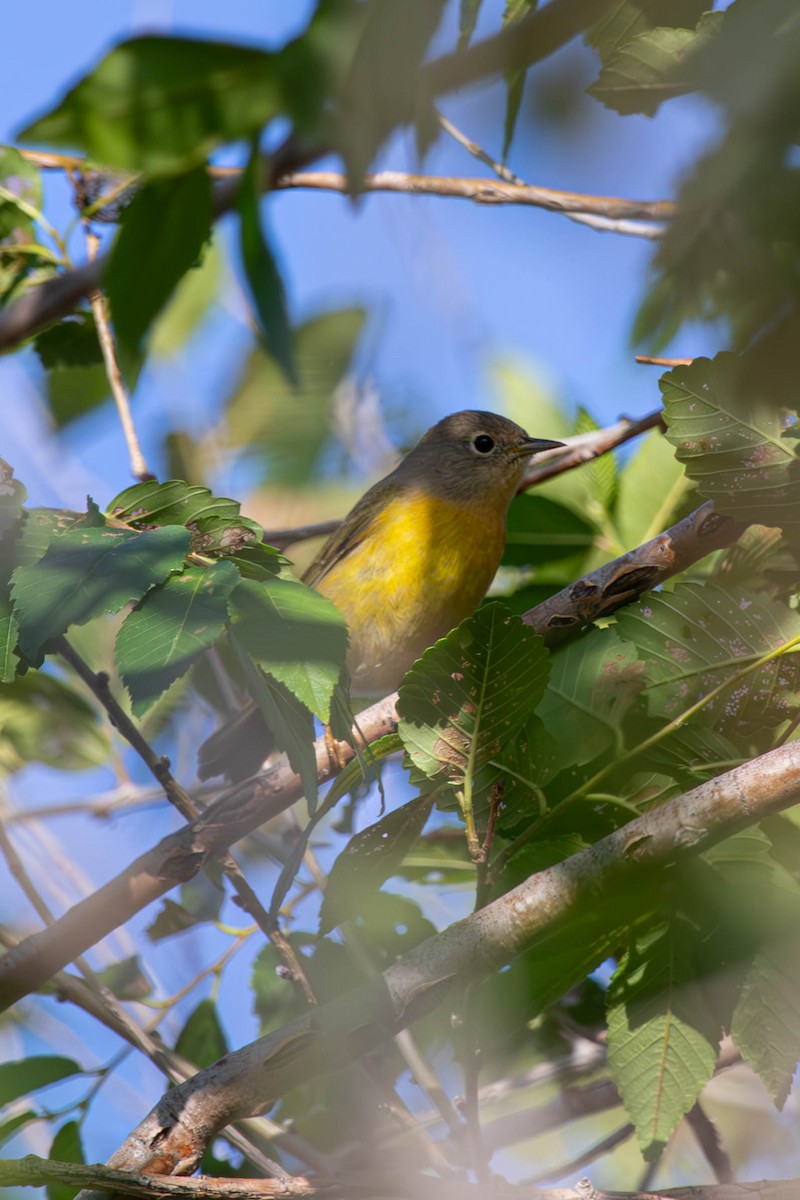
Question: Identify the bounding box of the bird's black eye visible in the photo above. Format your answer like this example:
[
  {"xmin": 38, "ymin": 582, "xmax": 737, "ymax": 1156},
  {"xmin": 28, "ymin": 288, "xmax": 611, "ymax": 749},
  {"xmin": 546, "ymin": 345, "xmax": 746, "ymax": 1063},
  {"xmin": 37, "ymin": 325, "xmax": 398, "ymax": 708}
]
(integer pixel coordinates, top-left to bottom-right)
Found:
[{"xmin": 473, "ymin": 434, "xmax": 495, "ymax": 454}]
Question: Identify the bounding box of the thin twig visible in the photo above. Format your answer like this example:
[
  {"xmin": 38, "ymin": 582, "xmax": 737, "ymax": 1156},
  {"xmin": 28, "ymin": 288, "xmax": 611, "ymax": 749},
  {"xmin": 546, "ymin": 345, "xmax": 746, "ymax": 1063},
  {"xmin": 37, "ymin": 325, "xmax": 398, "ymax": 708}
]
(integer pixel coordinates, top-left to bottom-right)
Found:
[
  {"xmin": 527, "ymin": 1122, "xmax": 635, "ymax": 1184},
  {"xmin": 83, "ymin": 228, "xmax": 153, "ymax": 482}
]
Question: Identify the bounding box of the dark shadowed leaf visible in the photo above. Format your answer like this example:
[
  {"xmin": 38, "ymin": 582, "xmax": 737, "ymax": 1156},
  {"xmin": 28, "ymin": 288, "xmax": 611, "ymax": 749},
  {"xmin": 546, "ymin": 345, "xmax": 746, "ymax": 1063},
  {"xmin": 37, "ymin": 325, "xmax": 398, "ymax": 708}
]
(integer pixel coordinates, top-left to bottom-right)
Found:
[
  {"xmin": 95, "ymin": 956, "xmax": 152, "ymax": 1002},
  {"xmin": 504, "ymin": 494, "xmax": 596, "ymax": 568},
  {"xmin": 34, "ymin": 314, "xmax": 102, "ymax": 370},
  {"xmin": 175, "ymin": 999, "xmax": 229, "ymax": 1068}
]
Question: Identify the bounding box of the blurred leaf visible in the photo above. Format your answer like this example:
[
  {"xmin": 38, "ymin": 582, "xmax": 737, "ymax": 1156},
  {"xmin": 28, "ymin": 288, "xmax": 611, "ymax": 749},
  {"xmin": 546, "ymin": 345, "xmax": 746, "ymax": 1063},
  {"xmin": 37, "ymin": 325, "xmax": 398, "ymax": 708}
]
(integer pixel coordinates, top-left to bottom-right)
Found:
[
  {"xmin": 175, "ymin": 998, "xmax": 228, "ymax": 1068},
  {"xmin": 616, "ymin": 581, "xmax": 800, "ymax": 747},
  {"xmin": 0, "ymin": 459, "xmax": 27, "ymax": 542},
  {"xmin": 147, "ymin": 875, "xmax": 223, "ymax": 941},
  {"xmin": 0, "ymin": 147, "xmax": 41, "ymax": 239},
  {"xmin": 503, "ymin": 494, "xmax": 596, "ymax": 568},
  {"xmin": 573, "ymin": 406, "xmax": 618, "ymax": 512},
  {"xmin": 47, "ymin": 1121, "xmax": 85, "ymax": 1200},
  {"xmin": 335, "ymin": 0, "xmax": 445, "ymax": 186},
  {"xmin": 19, "ymin": 37, "xmax": 292, "ymax": 174},
  {"xmin": 501, "ymin": 1, "xmax": 538, "ymax": 162},
  {"xmin": 230, "ymin": 577, "xmax": 347, "ymax": 722},
  {"xmin": 106, "ymin": 168, "xmax": 212, "ymax": 356},
  {"xmin": 46, "ymin": 364, "xmax": 111, "ymax": 428},
  {"xmin": 95, "ymin": 956, "xmax": 152, "ymax": 1002},
  {"xmin": 0, "ymin": 673, "xmax": 108, "ymax": 774},
  {"xmin": 398, "ymin": 604, "xmax": 550, "ymax": 820},
  {"xmin": 11, "ymin": 523, "xmax": 190, "ymax": 660},
  {"xmin": 224, "ymin": 307, "xmax": 366, "ymax": 485},
  {"xmin": 458, "ymin": 0, "xmax": 484, "ymax": 48},
  {"xmin": 239, "ymin": 142, "xmax": 295, "ymax": 385},
  {"xmin": 319, "ymin": 794, "xmax": 434, "ymax": 933},
  {"xmin": 660, "ymin": 354, "xmax": 800, "ymax": 533},
  {"xmin": 587, "ymin": 0, "xmax": 709, "ymax": 63},
  {"xmin": 116, "ymin": 561, "xmax": 239, "ymax": 715},
  {"xmin": 34, "ymin": 314, "xmax": 102, "ymax": 370},
  {"xmin": 345, "ymin": 890, "xmax": 437, "ymax": 967},
  {"xmin": 252, "ymin": 933, "xmax": 315, "ymax": 1033},
  {"xmin": 0, "ymin": 1110, "xmax": 37, "ymax": 1149},
  {"xmin": 0, "ymin": 1057, "xmax": 81, "ymax": 1107},
  {"xmin": 607, "ymin": 920, "xmax": 720, "ymax": 1160},
  {"xmin": 615, "ymin": 427, "xmax": 688, "ymax": 549},
  {"xmin": 589, "ymin": 13, "xmax": 723, "ymax": 116},
  {"xmin": 151, "ymin": 238, "xmax": 221, "ymax": 357},
  {"xmin": 537, "ymin": 626, "xmax": 643, "ymax": 765}
]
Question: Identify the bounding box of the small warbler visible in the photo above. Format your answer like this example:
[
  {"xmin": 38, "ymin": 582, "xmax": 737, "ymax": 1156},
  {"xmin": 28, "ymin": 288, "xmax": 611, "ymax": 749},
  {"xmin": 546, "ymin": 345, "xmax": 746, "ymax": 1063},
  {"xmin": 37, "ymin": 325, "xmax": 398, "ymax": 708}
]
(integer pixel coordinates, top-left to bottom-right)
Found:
[{"xmin": 199, "ymin": 410, "xmax": 563, "ymax": 779}]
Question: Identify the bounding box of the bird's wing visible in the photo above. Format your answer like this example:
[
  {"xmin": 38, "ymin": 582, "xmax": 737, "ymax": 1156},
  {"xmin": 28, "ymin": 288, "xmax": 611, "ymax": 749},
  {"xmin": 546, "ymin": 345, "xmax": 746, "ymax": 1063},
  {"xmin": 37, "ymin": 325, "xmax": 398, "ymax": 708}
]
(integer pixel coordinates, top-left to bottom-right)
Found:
[{"xmin": 301, "ymin": 481, "xmax": 401, "ymax": 590}]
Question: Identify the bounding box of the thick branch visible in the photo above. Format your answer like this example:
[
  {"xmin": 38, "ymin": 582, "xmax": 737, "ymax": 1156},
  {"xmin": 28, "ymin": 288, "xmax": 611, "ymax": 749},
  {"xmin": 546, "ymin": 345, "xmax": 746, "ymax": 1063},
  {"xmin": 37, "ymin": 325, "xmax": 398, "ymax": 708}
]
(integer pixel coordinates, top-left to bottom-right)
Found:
[
  {"xmin": 72, "ymin": 744, "xmax": 800, "ymax": 1178},
  {"xmin": 0, "ymin": 502, "xmax": 745, "ymax": 1010}
]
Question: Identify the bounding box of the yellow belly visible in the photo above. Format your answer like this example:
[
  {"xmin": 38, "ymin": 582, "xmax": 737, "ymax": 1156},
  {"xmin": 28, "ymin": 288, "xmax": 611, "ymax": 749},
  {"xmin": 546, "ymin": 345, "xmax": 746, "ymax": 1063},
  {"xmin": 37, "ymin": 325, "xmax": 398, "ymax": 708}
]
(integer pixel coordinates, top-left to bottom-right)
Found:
[{"xmin": 316, "ymin": 490, "xmax": 506, "ymax": 691}]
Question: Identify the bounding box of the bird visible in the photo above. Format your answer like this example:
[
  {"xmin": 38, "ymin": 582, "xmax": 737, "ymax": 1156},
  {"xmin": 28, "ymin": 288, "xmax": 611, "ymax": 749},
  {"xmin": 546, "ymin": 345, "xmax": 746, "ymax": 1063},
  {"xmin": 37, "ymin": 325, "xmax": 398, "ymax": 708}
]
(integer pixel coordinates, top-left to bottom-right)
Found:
[{"xmin": 198, "ymin": 410, "xmax": 564, "ymax": 780}]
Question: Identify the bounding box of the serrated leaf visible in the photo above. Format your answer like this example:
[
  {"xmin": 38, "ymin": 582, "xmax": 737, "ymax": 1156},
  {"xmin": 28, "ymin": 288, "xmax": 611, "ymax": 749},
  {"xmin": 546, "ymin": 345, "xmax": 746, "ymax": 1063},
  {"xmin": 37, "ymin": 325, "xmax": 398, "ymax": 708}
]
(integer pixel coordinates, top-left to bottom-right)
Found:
[
  {"xmin": 588, "ymin": 14, "xmax": 723, "ymax": 117},
  {"xmin": 616, "ymin": 581, "xmax": 800, "ymax": 746},
  {"xmin": 660, "ymin": 353, "xmax": 800, "ymax": 533},
  {"xmin": 615, "ymin": 427, "xmax": 687, "ymax": 550},
  {"xmin": 18, "ymin": 37, "xmax": 289, "ymax": 174},
  {"xmin": 239, "ymin": 142, "xmax": 295, "ymax": 386},
  {"xmin": 230, "ymin": 577, "xmax": 347, "ymax": 722},
  {"xmin": 11, "ymin": 524, "xmax": 190, "ymax": 659},
  {"xmin": 0, "ymin": 1057, "xmax": 81, "ymax": 1107},
  {"xmin": 175, "ymin": 998, "xmax": 228, "ymax": 1068},
  {"xmin": 108, "ymin": 479, "xmax": 259, "ymax": 532},
  {"xmin": 731, "ymin": 939, "xmax": 800, "ymax": 1109},
  {"xmin": 397, "ymin": 603, "xmax": 550, "ymax": 802},
  {"xmin": 319, "ymin": 794, "xmax": 434, "ymax": 934},
  {"xmin": 116, "ymin": 561, "xmax": 239, "ymax": 715},
  {"xmin": 537, "ymin": 627, "xmax": 644, "ymax": 766},
  {"xmin": 47, "ymin": 1121, "xmax": 85, "ymax": 1200},
  {"xmin": 607, "ymin": 921, "xmax": 720, "ymax": 1159},
  {"xmin": 106, "ymin": 167, "xmax": 212, "ymax": 356},
  {"xmin": 224, "ymin": 307, "xmax": 366, "ymax": 486},
  {"xmin": 586, "ymin": 1, "xmax": 709, "ymax": 63}
]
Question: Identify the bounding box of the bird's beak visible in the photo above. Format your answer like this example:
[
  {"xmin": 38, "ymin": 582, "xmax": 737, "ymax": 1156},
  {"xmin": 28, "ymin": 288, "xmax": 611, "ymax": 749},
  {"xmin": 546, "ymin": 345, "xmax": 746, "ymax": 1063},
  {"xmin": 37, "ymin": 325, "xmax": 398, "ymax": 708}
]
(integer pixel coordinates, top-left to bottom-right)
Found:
[{"xmin": 514, "ymin": 437, "xmax": 566, "ymax": 457}]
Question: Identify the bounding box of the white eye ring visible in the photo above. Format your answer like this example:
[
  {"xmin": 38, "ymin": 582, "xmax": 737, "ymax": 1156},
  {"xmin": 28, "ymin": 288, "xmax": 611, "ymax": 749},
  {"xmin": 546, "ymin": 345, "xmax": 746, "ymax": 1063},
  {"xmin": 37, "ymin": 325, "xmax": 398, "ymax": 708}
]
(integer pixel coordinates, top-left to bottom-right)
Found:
[{"xmin": 472, "ymin": 434, "xmax": 496, "ymax": 454}]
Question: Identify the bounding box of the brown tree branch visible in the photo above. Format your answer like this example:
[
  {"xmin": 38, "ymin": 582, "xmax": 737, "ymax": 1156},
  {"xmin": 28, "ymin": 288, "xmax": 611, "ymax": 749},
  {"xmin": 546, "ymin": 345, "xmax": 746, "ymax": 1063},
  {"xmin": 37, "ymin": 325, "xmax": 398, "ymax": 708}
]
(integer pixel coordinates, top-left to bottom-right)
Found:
[
  {"xmin": 0, "ymin": 501, "xmax": 745, "ymax": 1010},
  {"xmin": 56, "ymin": 742, "xmax": 800, "ymax": 1179},
  {"xmin": 4, "ymin": 1155, "xmax": 800, "ymax": 1200}
]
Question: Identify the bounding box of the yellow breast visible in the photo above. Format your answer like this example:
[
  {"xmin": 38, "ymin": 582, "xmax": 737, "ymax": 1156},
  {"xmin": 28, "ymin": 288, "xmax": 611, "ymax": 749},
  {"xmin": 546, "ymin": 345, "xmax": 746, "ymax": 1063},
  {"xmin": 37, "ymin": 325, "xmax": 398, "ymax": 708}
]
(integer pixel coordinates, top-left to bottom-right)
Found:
[{"xmin": 315, "ymin": 489, "xmax": 507, "ymax": 692}]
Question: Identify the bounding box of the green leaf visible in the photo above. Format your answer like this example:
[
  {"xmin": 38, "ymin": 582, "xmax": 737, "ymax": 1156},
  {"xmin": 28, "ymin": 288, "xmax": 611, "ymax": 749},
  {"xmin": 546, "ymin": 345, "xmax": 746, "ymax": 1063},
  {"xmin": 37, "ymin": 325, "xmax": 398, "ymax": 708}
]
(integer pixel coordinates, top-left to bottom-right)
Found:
[
  {"xmin": 224, "ymin": 307, "xmax": 366, "ymax": 485},
  {"xmin": 0, "ymin": 1057, "xmax": 81, "ymax": 1107},
  {"xmin": 503, "ymin": 494, "xmax": 596, "ymax": 568},
  {"xmin": 588, "ymin": 14, "xmax": 723, "ymax": 117},
  {"xmin": 0, "ymin": 672, "xmax": 108, "ymax": 774},
  {"xmin": 238, "ymin": 143, "xmax": 295, "ymax": 385},
  {"xmin": 319, "ymin": 794, "xmax": 434, "ymax": 934},
  {"xmin": 537, "ymin": 627, "xmax": 643, "ymax": 766},
  {"xmin": 229, "ymin": 627, "xmax": 318, "ymax": 808},
  {"xmin": 397, "ymin": 604, "xmax": 550, "ymax": 805},
  {"xmin": 615, "ymin": 428, "xmax": 688, "ymax": 550},
  {"xmin": 607, "ymin": 921, "xmax": 720, "ymax": 1160},
  {"xmin": 34, "ymin": 314, "xmax": 103, "ymax": 370},
  {"xmin": 500, "ymin": 1, "xmax": 538, "ymax": 162},
  {"xmin": 587, "ymin": 1, "xmax": 709, "ymax": 64},
  {"xmin": 0, "ymin": 604, "xmax": 18, "ymax": 683},
  {"xmin": 731, "ymin": 938, "xmax": 800, "ymax": 1109},
  {"xmin": 615, "ymin": 581, "xmax": 800, "ymax": 747},
  {"xmin": 106, "ymin": 168, "xmax": 212, "ymax": 356},
  {"xmin": 108, "ymin": 479, "xmax": 259, "ymax": 533},
  {"xmin": 175, "ymin": 998, "xmax": 228, "ymax": 1068},
  {"xmin": 47, "ymin": 1121, "xmax": 85, "ymax": 1200},
  {"xmin": 0, "ymin": 1110, "xmax": 37, "ymax": 1149},
  {"xmin": 147, "ymin": 874, "xmax": 223, "ymax": 941},
  {"xmin": 95, "ymin": 956, "xmax": 152, "ymax": 1001},
  {"xmin": 0, "ymin": 458, "xmax": 27, "ymax": 543},
  {"xmin": 150, "ymin": 238, "xmax": 221, "ymax": 357},
  {"xmin": 230, "ymin": 577, "xmax": 347, "ymax": 722},
  {"xmin": 18, "ymin": 37, "xmax": 288, "ymax": 174},
  {"xmin": 335, "ymin": 0, "xmax": 445, "ymax": 186},
  {"xmin": 11, "ymin": 524, "xmax": 190, "ymax": 660},
  {"xmin": 116, "ymin": 561, "xmax": 239, "ymax": 715},
  {"xmin": 0, "ymin": 147, "xmax": 41, "ymax": 240},
  {"xmin": 46, "ymin": 364, "xmax": 111, "ymax": 428},
  {"xmin": 458, "ymin": 0, "xmax": 484, "ymax": 48},
  {"xmin": 660, "ymin": 353, "xmax": 800, "ymax": 534}
]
